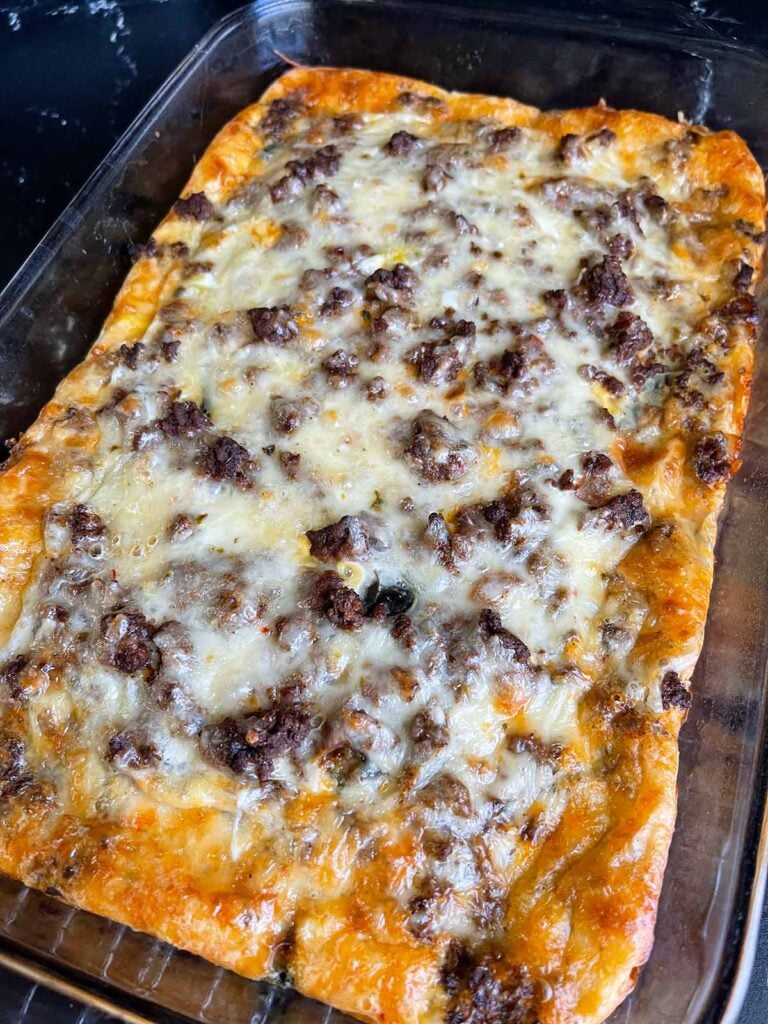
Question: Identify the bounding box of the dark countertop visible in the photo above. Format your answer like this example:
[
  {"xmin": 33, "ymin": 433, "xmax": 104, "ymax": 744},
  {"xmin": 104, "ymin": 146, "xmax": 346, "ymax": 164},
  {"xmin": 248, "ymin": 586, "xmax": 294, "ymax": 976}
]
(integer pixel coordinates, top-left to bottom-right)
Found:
[{"xmin": 0, "ymin": 1, "xmax": 767, "ymax": 1022}]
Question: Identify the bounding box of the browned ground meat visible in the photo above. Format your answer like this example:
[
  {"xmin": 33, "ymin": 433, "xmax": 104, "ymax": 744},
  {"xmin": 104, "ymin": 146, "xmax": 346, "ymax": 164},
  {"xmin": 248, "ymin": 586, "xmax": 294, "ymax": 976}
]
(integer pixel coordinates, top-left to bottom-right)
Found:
[
  {"xmin": 583, "ymin": 489, "xmax": 649, "ymax": 532},
  {"xmin": 385, "ymin": 131, "xmax": 422, "ymax": 156},
  {"xmin": 322, "ymin": 348, "xmax": 359, "ymax": 386},
  {"xmin": 247, "ymin": 305, "xmax": 299, "ymax": 345},
  {"xmin": 200, "ymin": 436, "xmax": 254, "ymax": 487},
  {"xmin": 487, "ymin": 126, "xmax": 521, "ymax": 151},
  {"xmin": 106, "ymin": 730, "xmax": 160, "ymax": 769},
  {"xmin": 365, "ymin": 263, "xmax": 418, "ymax": 304},
  {"xmin": 203, "ymin": 704, "xmax": 312, "ymax": 781},
  {"xmin": 68, "ymin": 504, "xmax": 105, "ymax": 548},
  {"xmin": 157, "ymin": 399, "xmax": 211, "ymax": 437},
  {"xmin": 478, "ymin": 609, "xmax": 530, "ymax": 663},
  {"xmin": 99, "ymin": 609, "xmax": 156, "ymax": 674},
  {"xmin": 441, "ymin": 942, "xmax": 540, "ymax": 1024},
  {"xmin": 119, "ymin": 342, "xmax": 144, "ymax": 369},
  {"xmin": 269, "ymin": 395, "xmax": 318, "ymax": 435},
  {"xmin": 410, "ymin": 710, "xmax": 449, "ymax": 758},
  {"xmin": 580, "ymin": 255, "xmax": 634, "ymax": 307},
  {"xmin": 306, "ymin": 515, "xmax": 373, "ymax": 562},
  {"xmin": 404, "ymin": 410, "xmax": 474, "ymax": 482},
  {"xmin": 261, "ymin": 96, "xmax": 301, "ymax": 137},
  {"xmin": 320, "ymin": 287, "xmax": 354, "ymax": 317},
  {"xmin": 692, "ymin": 432, "xmax": 731, "ymax": 484},
  {"xmin": 578, "ymin": 363, "xmax": 626, "ymax": 396},
  {"xmin": 660, "ymin": 670, "xmax": 691, "ymax": 710},
  {"xmin": 605, "ymin": 311, "xmax": 653, "ymax": 364},
  {"xmin": 173, "ymin": 192, "xmax": 214, "ymax": 221},
  {"xmin": 307, "ymin": 571, "xmax": 366, "ymax": 631}
]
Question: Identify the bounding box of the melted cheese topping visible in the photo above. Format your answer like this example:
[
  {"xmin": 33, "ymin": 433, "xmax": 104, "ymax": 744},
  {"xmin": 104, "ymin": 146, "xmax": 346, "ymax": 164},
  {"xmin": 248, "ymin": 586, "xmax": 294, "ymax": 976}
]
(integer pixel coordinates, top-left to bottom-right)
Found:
[{"xmin": 1, "ymin": 82, "xmax": 755, "ymax": 974}]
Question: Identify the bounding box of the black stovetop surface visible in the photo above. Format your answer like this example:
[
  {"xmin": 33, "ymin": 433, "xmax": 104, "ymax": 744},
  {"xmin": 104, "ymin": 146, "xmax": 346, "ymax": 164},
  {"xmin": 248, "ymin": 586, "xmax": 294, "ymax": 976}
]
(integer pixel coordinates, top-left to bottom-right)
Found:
[{"xmin": 1, "ymin": 1, "xmax": 767, "ymax": 1022}]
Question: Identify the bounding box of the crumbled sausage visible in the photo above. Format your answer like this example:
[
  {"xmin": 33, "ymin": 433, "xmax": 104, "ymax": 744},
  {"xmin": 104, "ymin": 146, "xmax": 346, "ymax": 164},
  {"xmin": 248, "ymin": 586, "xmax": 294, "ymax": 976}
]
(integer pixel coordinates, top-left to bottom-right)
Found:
[
  {"xmin": 692, "ymin": 432, "xmax": 731, "ymax": 484},
  {"xmin": 269, "ymin": 173, "xmax": 305, "ymax": 203},
  {"xmin": 508, "ymin": 732, "xmax": 562, "ymax": 767},
  {"xmin": 247, "ymin": 305, "xmax": 299, "ymax": 345},
  {"xmin": 322, "ymin": 348, "xmax": 358, "ymax": 388},
  {"xmin": 409, "ymin": 340, "xmax": 462, "ymax": 385},
  {"xmin": 173, "ymin": 191, "xmax": 214, "ymax": 221},
  {"xmin": 423, "ymin": 163, "xmax": 449, "ymax": 193},
  {"xmin": 660, "ymin": 670, "xmax": 691, "ymax": 710},
  {"xmin": 447, "ymin": 211, "xmax": 478, "ymax": 236},
  {"xmin": 589, "ymin": 127, "xmax": 617, "ymax": 146},
  {"xmin": 578, "ymin": 363, "xmax": 626, "ymax": 396},
  {"xmin": 311, "ymin": 183, "xmax": 341, "ymax": 213},
  {"xmin": 599, "ymin": 621, "xmax": 632, "ymax": 654},
  {"xmin": 271, "ymin": 145, "xmax": 341, "ymax": 203},
  {"xmin": 320, "ymin": 287, "xmax": 354, "ymax": 317},
  {"xmin": 441, "ymin": 943, "xmax": 540, "ymax": 1024},
  {"xmin": 555, "ymin": 469, "xmax": 575, "ymax": 490},
  {"xmin": 269, "ymin": 394, "xmax": 318, "ymax": 435},
  {"xmin": 607, "ymin": 233, "xmax": 635, "ymax": 260},
  {"xmin": 385, "ymin": 131, "xmax": 421, "ymax": 156},
  {"xmin": 306, "ymin": 515, "xmax": 373, "ymax": 562},
  {"xmin": 415, "ymin": 774, "xmax": 473, "ymax": 818},
  {"xmin": 391, "ymin": 614, "xmax": 417, "ymax": 650},
  {"xmin": 641, "ymin": 190, "xmax": 670, "ymax": 223},
  {"xmin": 712, "ymin": 293, "xmax": 759, "ymax": 326},
  {"xmin": 575, "ymin": 450, "xmax": 614, "ymax": 505},
  {"xmin": 409, "ymin": 319, "xmax": 475, "ymax": 385},
  {"xmin": 203, "ymin": 704, "xmax": 312, "ymax": 781},
  {"xmin": 371, "ymin": 304, "xmax": 419, "ymax": 338},
  {"xmin": 424, "ymin": 511, "xmax": 458, "ymax": 573},
  {"xmin": 200, "ymin": 436, "xmax": 254, "ymax": 488},
  {"xmin": 288, "ymin": 144, "xmax": 341, "ymax": 182},
  {"xmin": 410, "ymin": 710, "xmax": 449, "ymax": 758},
  {"xmin": 556, "ymin": 133, "xmax": 585, "ymax": 164},
  {"xmin": 543, "ymin": 288, "xmax": 568, "ymax": 312},
  {"xmin": 332, "ymin": 113, "xmax": 362, "ymax": 135},
  {"xmin": 583, "ymin": 489, "xmax": 649, "ymax": 532},
  {"xmin": 473, "ymin": 334, "xmax": 553, "ymax": 395},
  {"xmin": 580, "ymin": 255, "xmax": 634, "ymax": 307},
  {"xmin": 307, "ymin": 571, "xmax": 365, "ymax": 631},
  {"xmin": 1, "ymin": 656, "xmax": 29, "ymax": 702},
  {"xmin": 157, "ymin": 399, "xmax": 211, "ymax": 437},
  {"xmin": 459, "ymin": 486, "xmax": 550, "ymax": 548},
  {"xmin": 261, "ymin": 96, "xmax": 301, "ymax": 137},
  {"xmin": 161, "ymin": 337, "xmax": 181, "ymax": 362},
  {"xmin": 605, "ymin": 311, "xmax": 653, "ymax": 364},
  {"xmin": 276, "ymin": 221, "xmax": 309, "ymax": 250},
  {"xmin": 365, "ymin": 263, "xmax": 418, "ymax": 304},
  {"xmin": 100, "ymin": 609, "xmax": 156, "ymax": 674},
  {"xmin": 488, "ymin": 126, "xmax": 521, "ymax": 151},
  {"xmin": 69, "ymin": 504, "xmax": 105, "ymax": 548},
  {"xmin": 166, "ymin": 513, "xmax": 197, "ymax": 543},
  {"xmin": 407, "ymin": 876, "xmax": 444, "ymax": 940},
  {"xmin": 397, "ymin": 91, "xmax": 446, "ymax": 111},
  {"xmin": 106, "ymin": 730, "xmax": 160, "ymax": 770},
  {"xmin": 404, "ymin": 410, "xmax": 474, "ymax": 482},
  {"xmin": 478, "ymin": 608, "xmax": 530, "ymax": 664},
  {"xmin": 278, "ymin": 451, "xmax": 300, "ymax": 479},
  {"xmin": 365, "ymin": 376, "xmax": 389, "ymax": 401},
  {"xmin": 119, "ymin": 342, "xmax": 144, "ymax": 369}
]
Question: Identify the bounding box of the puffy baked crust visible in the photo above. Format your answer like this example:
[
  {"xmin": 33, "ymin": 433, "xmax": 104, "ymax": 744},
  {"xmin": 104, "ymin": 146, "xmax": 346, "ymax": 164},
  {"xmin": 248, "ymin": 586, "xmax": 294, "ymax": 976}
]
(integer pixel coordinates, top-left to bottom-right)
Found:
[{"xmin": 0, "ymin": 66, "xmax": 764, "ymax": 1024}]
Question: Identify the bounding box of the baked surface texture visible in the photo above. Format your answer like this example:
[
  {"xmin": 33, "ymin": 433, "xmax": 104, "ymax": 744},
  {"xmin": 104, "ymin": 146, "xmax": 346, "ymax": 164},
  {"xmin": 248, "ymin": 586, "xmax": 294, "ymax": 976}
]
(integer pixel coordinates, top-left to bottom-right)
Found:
[{"xmin": 0, "ymin": 67, "xmax": 764, "ymax": 1024}]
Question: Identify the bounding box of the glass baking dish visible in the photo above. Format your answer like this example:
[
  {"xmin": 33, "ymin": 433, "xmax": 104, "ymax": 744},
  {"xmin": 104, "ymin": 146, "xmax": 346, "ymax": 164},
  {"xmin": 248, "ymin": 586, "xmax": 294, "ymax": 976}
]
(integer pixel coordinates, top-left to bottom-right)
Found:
[{"xmin": 1, "ymin": 1, "xmax": 767, "ymax": 1022}]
